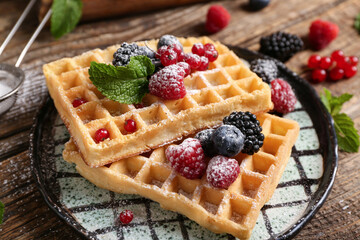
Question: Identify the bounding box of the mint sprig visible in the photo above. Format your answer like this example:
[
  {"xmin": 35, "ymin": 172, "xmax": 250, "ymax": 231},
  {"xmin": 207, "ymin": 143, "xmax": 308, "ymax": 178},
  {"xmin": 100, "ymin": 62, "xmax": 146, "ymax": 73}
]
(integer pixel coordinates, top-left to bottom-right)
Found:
[
  {"xmin": 51, "ymin": 0, "xmax": 83, "ymax": 39},
  {"xmin": 89, "ymin": 56, "xmax": 155, "ymax": 104},
  {"xmin": 321, "ymin": 88, "xmax": 360, "ymax": 152},
  {"xmin": 0, "ymin": 201, "xmax": 4, "ymax": 224},
  {"xmin": 355, "ymin": 13, "xmax": 360, "ymax": 34}
]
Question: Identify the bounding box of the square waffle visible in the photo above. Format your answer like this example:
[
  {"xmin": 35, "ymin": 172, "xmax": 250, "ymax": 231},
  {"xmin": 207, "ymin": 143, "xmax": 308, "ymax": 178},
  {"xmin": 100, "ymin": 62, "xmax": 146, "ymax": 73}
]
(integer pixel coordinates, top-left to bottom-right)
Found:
[
  {"xmin": 44, "ymin": 37, "xmax": 273, "ymax": 167},
  {"xmin": 63, "ymin": 113, "xmax": 299, "ymax": 239}
]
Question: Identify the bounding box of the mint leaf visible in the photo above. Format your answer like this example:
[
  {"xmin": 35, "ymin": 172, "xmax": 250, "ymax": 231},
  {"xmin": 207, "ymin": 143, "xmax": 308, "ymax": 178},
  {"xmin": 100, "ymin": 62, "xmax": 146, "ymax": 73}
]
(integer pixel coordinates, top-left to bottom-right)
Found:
[
  {"xmin": 355, "ymin": 13, "xmax": 360, "ymax": 34},
  {"xmin": 0, "ymin": 201, "xmax": 4, "ymax": 224},
  {"xmin": 333, "ymin": 114, "xmax": 360, "ymax": 152},
  {"xmin": 89, "ymin": 56, "xmax": 154, "ymax": 104},
  {"xmin": 51, "ymin": 0, "xmax": 83, "ymax": 39},
  {"xmin": 320, "ymin": 88, "xmax": 360, "ymax": 152}
]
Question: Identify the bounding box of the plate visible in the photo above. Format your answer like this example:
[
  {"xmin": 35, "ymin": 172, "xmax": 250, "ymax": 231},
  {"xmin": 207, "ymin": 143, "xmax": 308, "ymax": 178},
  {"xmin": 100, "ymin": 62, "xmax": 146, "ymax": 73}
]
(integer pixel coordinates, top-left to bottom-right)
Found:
[{"xmin": 30, "ymin": 47, "xmax": 338, "ymax": 240}]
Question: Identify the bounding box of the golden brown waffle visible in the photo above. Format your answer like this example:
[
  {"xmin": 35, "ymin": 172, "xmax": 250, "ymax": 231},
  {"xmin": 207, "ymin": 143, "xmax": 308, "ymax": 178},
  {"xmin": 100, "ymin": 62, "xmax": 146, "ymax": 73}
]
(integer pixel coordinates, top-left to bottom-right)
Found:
[
  {"xmin": 44, "ymin": 37, "xmax": 273, "ymax": 167},
  {"xmin": 63, "ymin": 113, "xmax": 299, "ymax": 239}
]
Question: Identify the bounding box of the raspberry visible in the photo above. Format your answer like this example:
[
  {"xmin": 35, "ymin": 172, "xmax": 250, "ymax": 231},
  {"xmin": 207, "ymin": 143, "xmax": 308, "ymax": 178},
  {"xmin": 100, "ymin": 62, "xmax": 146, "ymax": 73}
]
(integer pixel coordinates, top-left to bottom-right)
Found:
[
  {"xmin": 271, "ymin": 79, "xmax": 297, "ymax": 114},
  {"xmin": 124, "ymin": 119, "xmax": 137, "ymax": 133},
  {"xmin": 149, "ymin": 65, "xmax": 186, "ymax": 100},
  {"xmin": 311, "ymin": 69, "xmax": 327, "ymax": 83},
  {"xmin": 160, "ymin": 49, "xmax": 178, "ymax": 66},
  {"xmin": 72, "ymin": 98, "xmax": 87, "ymax": 108},
  {"xmin": 307, "ymin": 55, "xmax": 321, "ymax": 69},
  {"xmin": 344, "ymin": 65, "xmax": 357, "ymax": 78},
  {"xmin": 94, "ymin": 128, "xmax": 110, "ymax": 143},
  {"xmin": 319, "ymin": 57, "xmax": 333, "ymax": 69},
  {"xmin": 212, "ymin": 125, "xmax": 245, "ymax": 157},
  {"xmin": 165, "ymin": 138, "xmax": 206, "ymax": 179},
  {"xmin": 119, "ymin": 210, "xmax": 133, "ymax": 224},
  {"xmin": 204, "ymin": 49, "xmax": 218, "ymax": 62},
  {"xmin": 309, "ymin": 19, "xmax": 339, "ymax": 50},
  {"xmin": 205, "ymin": 5, "xmax": 231, "ymax": 34},
  {"xmin": 184, "ymin": 53, "xmax": 201, "ymax": 70},
  {"xmin": 206, "ymin": 156, "xmax": 240, "ymax": 189},
  {"xmin": 192, "ymin": 43, "xmax": 205, "ymax": 56},
  {"xmin": 349, "ymin": 56, "xmax": 359, "ymax": 66},
  {"xmin": 250, "ymin": 59, "xmax": 278, "ymax": 83},
  {"xmin": 329, "ymin": 67, "xmax": 344, "ymax": 81},
  {"xmin": 198, "ymin": 56, "xmax": 209, "ymax": 71},
  {"xmin": 195, "ymin": 129, "xmax": 217, "ymax": 157},
  {"xmin": 177, "ymin": 62, "xmax": 191, "ymax": 77}
]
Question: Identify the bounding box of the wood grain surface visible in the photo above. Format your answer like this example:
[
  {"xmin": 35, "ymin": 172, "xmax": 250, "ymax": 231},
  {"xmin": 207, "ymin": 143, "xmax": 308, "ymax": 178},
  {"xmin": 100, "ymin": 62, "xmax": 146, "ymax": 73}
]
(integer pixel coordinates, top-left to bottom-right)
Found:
[{"xmin": 0, "ymin": 0, "xmax": 359, "ymax": 239}]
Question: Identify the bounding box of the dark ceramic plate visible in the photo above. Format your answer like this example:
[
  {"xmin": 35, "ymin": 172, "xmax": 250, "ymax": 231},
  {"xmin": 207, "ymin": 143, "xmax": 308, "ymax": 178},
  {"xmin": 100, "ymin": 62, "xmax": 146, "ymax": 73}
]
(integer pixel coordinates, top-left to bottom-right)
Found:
[{"xmin": 30, "ymin": 47, "xmax": 338, "ymax": 240}]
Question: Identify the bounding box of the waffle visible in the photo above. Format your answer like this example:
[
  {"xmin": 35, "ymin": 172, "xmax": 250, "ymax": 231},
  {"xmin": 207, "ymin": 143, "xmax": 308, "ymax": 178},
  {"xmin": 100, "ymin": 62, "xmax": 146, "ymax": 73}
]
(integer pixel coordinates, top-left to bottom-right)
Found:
[
  {"xmin": 44, "ymin": 37, "xmax": 273, "ymax": 167},
  {"xmin": 63, "ymin": 113, "xmax": 299, "ymax": 239}
]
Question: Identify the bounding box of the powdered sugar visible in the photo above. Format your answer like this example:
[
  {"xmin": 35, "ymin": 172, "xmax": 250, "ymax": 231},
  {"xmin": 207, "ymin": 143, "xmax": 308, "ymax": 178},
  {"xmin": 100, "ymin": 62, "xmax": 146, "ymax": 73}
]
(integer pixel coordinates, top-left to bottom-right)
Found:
[{"xmin": 206, "ymin": 156, "xmax": 240, "ymax": 189}]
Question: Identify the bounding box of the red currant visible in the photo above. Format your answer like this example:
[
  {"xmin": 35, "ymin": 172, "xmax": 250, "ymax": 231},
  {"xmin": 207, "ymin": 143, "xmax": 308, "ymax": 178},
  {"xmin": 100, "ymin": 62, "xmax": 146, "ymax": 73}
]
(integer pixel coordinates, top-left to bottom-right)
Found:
[
  {"xmin": 177, "ymin": 62, "xmax": 191, "ymax": 77},
  {"xmin": 156, "ymin": 46, "xmax": 169, "ymax": 58},
  {"xmin": 336, "ymin": 56, "xmax": 350, "ymax": 69},
  {"xmin": 184, "ymin": 53, "xmax": 201, "ymax": 69},
  {"xmin": 177, "ymin": 51, "xmax": 185, "ymax": 62},
  {"xmin": 160, "ymin": 49, "xmax": 178, "ymax": 66},
  {"xmin": 344, "ymin": 65, "xmax": 357, "ymax": 78},
  {"xmin": 192, "ymin": 43, "xmax": 205, "ymax": 56},
  {"xmin": 204, "ymin": 50, "xmax": 218, "ymax": 62},
  {"xmin": 319, "ymin": 57, "xmax": 333, "ymax": 69},
  {"xmin": 119, "ymin": 210, "xmax": 133, "ymax": 225},
  {"xmin": 349, "ymin": 56, "xmax": 359, "ymax": 66},
  {"xmin": 124, "ymin": 119, "xmax": 137, "ymax": 133},
  {"xmin": 198, "ymin": 56, "xmax": 209, "ymax": 71},
  {"xmin": 168, "ymin": 44, "xmax": 184, "ymax": 62},
  {"xmin": 307, "ymin": 55, "xmax": 321, "ymax": 69},
  {"xmin": 204, "ymin": 43, "xmax": 216, "ymax": 51},
  {"xmin": 311, "ymin": 69, "xmax": 327, "ymax": 83},
  {"xmin": 72, "ymin": 98, "xmax": 87, "ymax": 108},
  {"xmin": 329, "ymin": 67, "xmax": 344, "ymax": 81},
  {"xmin": 331, "ymin": 50, "xmax": 345, "ymax": 62},
  {"xmin": 94, "ymin": 128, "xmax": 110, "ymax": 143}
]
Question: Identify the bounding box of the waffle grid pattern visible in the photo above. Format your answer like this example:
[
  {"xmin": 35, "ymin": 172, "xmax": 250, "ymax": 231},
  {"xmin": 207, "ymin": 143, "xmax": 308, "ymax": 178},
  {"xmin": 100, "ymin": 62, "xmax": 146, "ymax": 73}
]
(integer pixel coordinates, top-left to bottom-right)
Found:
[
  {"xmin": 43, "ymin": 37, "xmax": 273, "ymax": 167},
  {"xmin": 63, "ymin": 113, "xmax": 299, "ymax": 239}
]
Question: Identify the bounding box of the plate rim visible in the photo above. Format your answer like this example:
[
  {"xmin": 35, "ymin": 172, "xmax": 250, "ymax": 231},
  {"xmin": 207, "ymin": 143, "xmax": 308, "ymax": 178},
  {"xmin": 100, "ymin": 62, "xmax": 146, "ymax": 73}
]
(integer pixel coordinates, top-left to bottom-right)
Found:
[{"xmin": 29, "ymin": 47, "xmax": 338, "ymax": 240}]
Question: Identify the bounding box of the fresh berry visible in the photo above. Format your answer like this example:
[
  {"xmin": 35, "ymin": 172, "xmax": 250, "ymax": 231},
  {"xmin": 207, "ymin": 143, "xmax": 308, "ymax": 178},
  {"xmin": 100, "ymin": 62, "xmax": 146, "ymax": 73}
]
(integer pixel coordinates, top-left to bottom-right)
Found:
[
  {"xmin": 319, "ymin": 56, "xmax": 333, "ymax": 69},
  {"xmin": 206, "ymin": 156, "xmax": 240, "ymax": 189},
  {"xmin": 204, "ymin": 49, "xmax": 218, "ymax": 62},
  {"xmin": 165, "ymin": 138, "xmax": 206, "ymax": 179},
  {"xmin": 195, "ymin": 129, "xmax": 217, "ymax": 157},
  {"xmin": 311, "ymin": 69, "xmax": 327, "ymax": 83},
  {"xmin": 192, "ymin": 43, "xmax": 205, "ymax": 56},
  {"xmin": 157, "ymin": 45, "xmax": 169, "ymax": 58},
  {"xmin": 205, "ymin": 5, "xmax": 231, "ymax": 34},
  {"xmin": 149, "ymin": 65, "xmax": 186, "ymax": 100},
  {"xmin": 184, "ymin": 53, "xmax": 201, "ymax": 70},
  {"xmin": 223, "ymin": 111, "xmax": 264, "ymax": 155},
  {"xmin": 204, "ymin": 43, "xmax": 216, "ymax": 51},
  {"xmin": 94, "ymin": 128, "xmax": 110, "ymax": 143},
  {"xmin": 124, "ymin": 119, "xmax": 137, "ymax": 133},
  {"xmin": 349, "ymin": 56, "xmax": 359, "ymax": 66},
  {"xmin": 309, "ymin": 19, "xmax": 339, "ymax": 50},
  {"xmin": 113, "ymin": 42, "xmax": 157, "ymax": 67},
  {"xmin": 160, "ymin": 49, "xmax": 178, "ymax": 66},
  {"xmin": 336, "ymin": 56, "xmax": 350, "ymax": 69},
  {"xmin": 307, "ymin": 55, "xmax": 322, "ymax": 69},
  {"xmin": 259, "ymin": 31, "xmax": 304, "ymax": 62},
  {"xmin": 331, "ymin": 50, "xmax": 345, "ymax": 62},
  {"xmin": 157, "ymin": 35, "xmax": 183, "ymax": 51},
  {"xmin": 344, "ymin": 65, "xmax": 357, "ymax": 78},
  {"xmin": 212, "ymin": 125, "xmax": 245, "ymax": 157},
  {"xmin": 168, "ymin": 44, "xmax": 185, "ymax": 62},
  {"xmin": 329, "ymin": 67, "xmax": 344, "ymax": 81},
  {"xmin": 72, "ymin": 98, "xmax": 87, "ymax": 108},
  {"xmin": 271, "ymin": 79, "xmax": 297, "ymax": 114},
  {"xmin": 119, "ymin": 210, "xmax": 133, "ymax": 224},
  {"xmin": 134, "ymin": 103, "xmax": 144, "ymax": 109},
  {"xmin": 249, "ymin": 0, "xmax": 270, "ymax": 11},
  {"xmin": 177, "ymin": 62, "xmax": 191, "ymax": 77},
  {"xmin": 250, "ymin": 59, "xmax": 278, "ymax": 83},
  {"xmin": 198, "ymin": 56, "xmax": 209, "ymax": 71}
]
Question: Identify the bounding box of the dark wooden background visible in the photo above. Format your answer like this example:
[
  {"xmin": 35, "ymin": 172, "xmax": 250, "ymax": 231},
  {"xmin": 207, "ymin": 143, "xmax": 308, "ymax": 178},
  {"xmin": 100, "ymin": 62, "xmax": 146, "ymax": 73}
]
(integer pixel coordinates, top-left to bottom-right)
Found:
[{"xmin": 0, "ymin": 0, "xmax": 359, "ymax": 239}]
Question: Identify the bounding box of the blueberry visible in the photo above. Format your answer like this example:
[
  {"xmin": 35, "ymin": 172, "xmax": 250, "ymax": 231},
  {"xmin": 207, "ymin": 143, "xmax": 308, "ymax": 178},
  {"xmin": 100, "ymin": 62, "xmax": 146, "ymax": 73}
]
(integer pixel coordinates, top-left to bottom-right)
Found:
[
  {"xmin": 212, "ymin": 125, "xmax": 245, "ymax": 157},
  {"xmin": 249, "ymin": 0, "xmax": 270, "ymax": 11},
  {"xmin": 157, "ymin": 35, "xmax": 183, "ymax": 50},
  {"xmin": 139, "ymin": 46, "xmax": 156, "ymax": 59},
  {"xmin": 195, "ymin": 129, "xmax": 217, "ymax": 157}
]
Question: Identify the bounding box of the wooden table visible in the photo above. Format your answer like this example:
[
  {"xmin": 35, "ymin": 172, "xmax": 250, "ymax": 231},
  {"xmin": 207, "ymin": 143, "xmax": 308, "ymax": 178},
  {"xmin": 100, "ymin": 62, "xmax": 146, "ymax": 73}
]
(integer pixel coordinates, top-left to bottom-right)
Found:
[{"xmin": 0, "ymin": 0, "xmax": 359, "ymax": 239}]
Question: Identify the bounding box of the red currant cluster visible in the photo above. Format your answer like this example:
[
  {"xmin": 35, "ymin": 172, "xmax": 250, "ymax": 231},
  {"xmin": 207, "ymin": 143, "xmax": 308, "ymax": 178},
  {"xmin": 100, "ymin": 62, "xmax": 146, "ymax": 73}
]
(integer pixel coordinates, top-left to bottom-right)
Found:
[
  {"xmin": 308, "ymin": 50, "xmax": 358, "ymax": 83},
  {"xmin": 157, "ymin": 43, "xmax": 218, "ymax": 72}
]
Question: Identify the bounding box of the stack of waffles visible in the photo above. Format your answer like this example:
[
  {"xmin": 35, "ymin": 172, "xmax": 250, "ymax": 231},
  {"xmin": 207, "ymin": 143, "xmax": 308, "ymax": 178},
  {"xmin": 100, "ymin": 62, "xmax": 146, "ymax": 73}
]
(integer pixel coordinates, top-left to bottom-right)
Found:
[{"xmin": 43, "ymin": 37, "xmax": 299, "ymax": 239}]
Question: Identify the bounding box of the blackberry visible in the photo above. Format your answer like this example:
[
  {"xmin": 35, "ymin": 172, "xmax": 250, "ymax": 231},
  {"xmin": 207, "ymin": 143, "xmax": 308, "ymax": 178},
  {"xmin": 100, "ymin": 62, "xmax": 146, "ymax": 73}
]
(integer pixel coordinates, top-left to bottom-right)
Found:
[
  {"xmin": 223, "ymin": 112, "xmax": 264, "ymax": 155},
  {"xmin": 157, "ymin": 35, "xmax": 183, "ymax": 50},
  {"xmin": 195, "ymin": 129, "xmax": 217, "ymax": 157},
  {"xmin": 260, "ymin": 32, "xmax": 304, "ymax": 62},
  {"xmin": 250, "ymin": 58, "xmax": 278, "ymax": 83},
  {"xmin": 112, "ymin": 42, "xmax": 160, "ymax": 67}
]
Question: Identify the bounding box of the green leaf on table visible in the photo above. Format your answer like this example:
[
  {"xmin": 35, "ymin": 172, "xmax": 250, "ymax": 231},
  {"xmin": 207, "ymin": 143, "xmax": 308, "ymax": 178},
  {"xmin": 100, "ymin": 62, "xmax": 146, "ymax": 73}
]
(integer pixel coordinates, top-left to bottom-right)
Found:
[
  {"xmin": 0, "ymin": 201, "xmax": 4, "ymax": 224},
  {"xmin": 51, "ymin": 0, "xmax": 83, "ymax": 39},
  {"xmin": 320, "ymin": 88, "xmax": 360, "ymax": 152},
  {"xmin": 88, "ymin": 56, "xmax": 155, "ymax": 104},
  {"xmin": 355, "ymin": 13, "xmax": 360, "ymax": 34}
]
